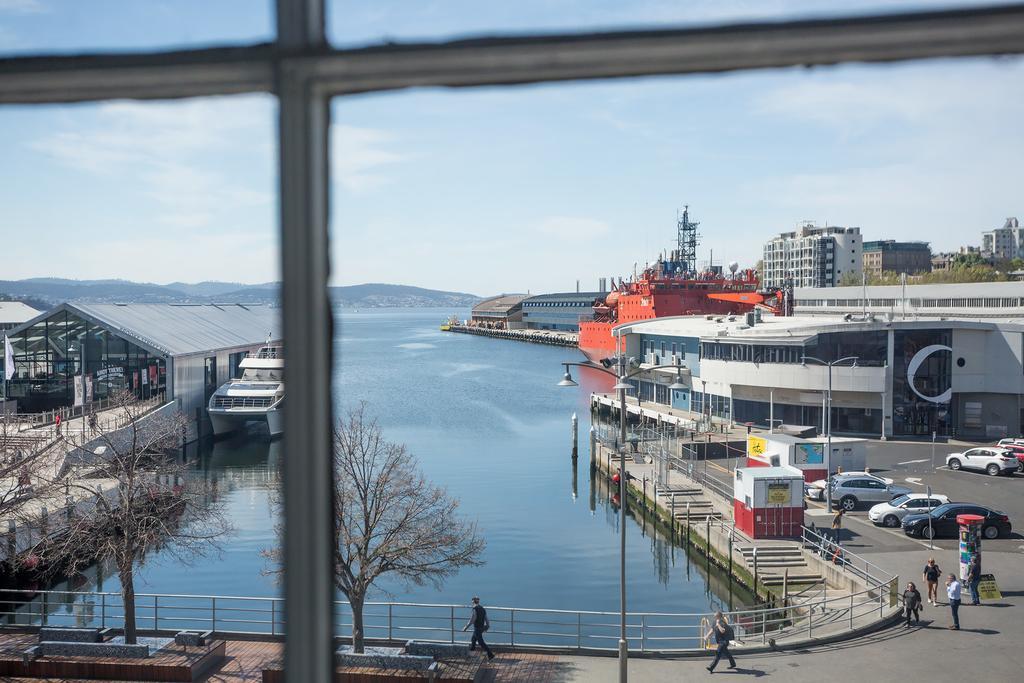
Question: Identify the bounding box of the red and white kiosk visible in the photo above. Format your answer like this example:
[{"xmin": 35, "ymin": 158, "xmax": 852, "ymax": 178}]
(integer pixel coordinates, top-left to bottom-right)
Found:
[
  {"xmin": 733, "ymin": 466, "xmax": 804, "ymax": 539},
  {"xmin": 745, "ymin": 433, "xmax": 866, "ymax": 483}
]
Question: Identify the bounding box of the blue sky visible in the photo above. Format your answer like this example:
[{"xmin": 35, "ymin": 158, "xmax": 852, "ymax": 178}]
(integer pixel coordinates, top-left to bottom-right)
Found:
[{"xmin": 1, "ymin": 1, "xmax": 1021, "ymax": 295}]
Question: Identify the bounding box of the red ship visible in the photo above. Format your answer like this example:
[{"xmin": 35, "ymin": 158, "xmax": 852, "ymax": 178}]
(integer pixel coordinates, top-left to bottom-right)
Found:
[{"xmin": 578, "ymin": 207, "xmax": 790, "ymax": 363}]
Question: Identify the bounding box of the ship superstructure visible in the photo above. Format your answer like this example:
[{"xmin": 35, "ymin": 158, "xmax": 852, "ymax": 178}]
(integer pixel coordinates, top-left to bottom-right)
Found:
[
  {"xmin": 208, "ymin": 344, "xmax": 284, "ymax": 438},
  {"xmin": 578, "ymin": 207, "xmax": 791, "ymax": 363}
]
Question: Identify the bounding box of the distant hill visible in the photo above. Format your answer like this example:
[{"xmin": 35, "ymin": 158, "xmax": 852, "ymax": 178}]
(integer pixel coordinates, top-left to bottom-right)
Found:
[{"xmin": 0, "ymin": 278, "xmax": 480, "ymax": 309}]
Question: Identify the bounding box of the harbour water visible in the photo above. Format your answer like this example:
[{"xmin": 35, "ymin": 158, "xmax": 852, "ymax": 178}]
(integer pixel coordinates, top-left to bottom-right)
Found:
[{"xmin": 29, "ymin": 308, "xmax": 751, "ymax": 616}]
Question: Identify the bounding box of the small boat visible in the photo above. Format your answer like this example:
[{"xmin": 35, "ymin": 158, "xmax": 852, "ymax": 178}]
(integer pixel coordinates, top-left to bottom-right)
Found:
[{"xmin": 208, "ymin": 344, "xmax": 284, "ymax": 438}]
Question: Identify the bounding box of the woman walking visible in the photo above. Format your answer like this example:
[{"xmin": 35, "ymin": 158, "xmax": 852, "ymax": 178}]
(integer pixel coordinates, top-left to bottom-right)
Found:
[
  {"xmin": 923, "ymin": 558, "xmax": 941, "ymax": 605},
  {"xmin": 902, "ymin": 582, "xmax": 923, "ymax": 627}
]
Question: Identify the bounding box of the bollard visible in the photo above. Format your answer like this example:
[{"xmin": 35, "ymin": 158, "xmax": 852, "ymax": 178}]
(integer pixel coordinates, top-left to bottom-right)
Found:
[
  {"xmin": 571, "ymin": 413, "xmax": 578, "ymax": 459},
  {"xmin": 685, "ymin": 502, "xmax": 691, "ymax": 547}
]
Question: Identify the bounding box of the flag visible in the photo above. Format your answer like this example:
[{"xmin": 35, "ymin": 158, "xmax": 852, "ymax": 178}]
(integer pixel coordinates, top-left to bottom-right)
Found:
[{"xmin": 4, "ymin": 335, "xmax": 13, "ymax": 381}]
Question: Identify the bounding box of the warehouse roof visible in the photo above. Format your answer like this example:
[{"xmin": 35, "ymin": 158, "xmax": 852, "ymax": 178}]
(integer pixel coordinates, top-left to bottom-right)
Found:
[
  {"xmin": 472, "ymin": 293, "xmax": 527, "ymax": 314},
  {"xmin": 0, "ymin": 301, "xmax": 41, "ymax": 326},
  {"xmin": 11, "ymin": 302, "xmax": 281, "ymax": 357}
]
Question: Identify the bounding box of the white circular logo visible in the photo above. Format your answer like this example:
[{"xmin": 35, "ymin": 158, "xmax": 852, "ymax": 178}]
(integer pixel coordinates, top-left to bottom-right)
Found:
[{"xmin": 906, "ymin": 344, "xmax": 952, "ymax": 404}]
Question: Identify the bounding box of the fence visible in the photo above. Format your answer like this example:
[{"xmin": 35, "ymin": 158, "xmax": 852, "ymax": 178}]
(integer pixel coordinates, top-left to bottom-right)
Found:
[
  {"xmin": 0, "ymin": 585, "xmax": 898, "ymax": 653},
  {"xmin": 4, "ymin": 391, "xmax": 167, "ymax": 433}
]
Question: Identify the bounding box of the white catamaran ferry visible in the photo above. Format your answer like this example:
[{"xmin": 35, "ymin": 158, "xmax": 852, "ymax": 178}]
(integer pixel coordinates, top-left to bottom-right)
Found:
[{"xmin": 208, "ymin": 345, "xmax": 283, "ymax": 437}]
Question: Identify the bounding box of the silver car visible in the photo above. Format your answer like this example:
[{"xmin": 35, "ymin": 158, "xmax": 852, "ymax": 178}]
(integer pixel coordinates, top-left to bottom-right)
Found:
[{"xmin": 831, "ymin": 476, "xmax": 913, "ymax": 511}]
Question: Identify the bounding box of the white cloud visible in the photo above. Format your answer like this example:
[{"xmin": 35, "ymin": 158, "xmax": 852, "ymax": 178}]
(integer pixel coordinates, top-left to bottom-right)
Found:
[
  {"xmin": 30, "ymin": 97, "xmax": 273, "ymax": 230},
  {"xmin": 0, "ymin": 0, "xmax": 47, "ymax": 14},
  {"xmin": 332, "ymin": 124, "xmax": 407, "ymax": 193}
]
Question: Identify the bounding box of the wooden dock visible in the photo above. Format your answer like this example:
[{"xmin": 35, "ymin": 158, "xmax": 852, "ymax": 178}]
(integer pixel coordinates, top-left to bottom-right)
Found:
[{"xmin": 444, "ymin": 325, "xmax": 578, "ymax": 347}]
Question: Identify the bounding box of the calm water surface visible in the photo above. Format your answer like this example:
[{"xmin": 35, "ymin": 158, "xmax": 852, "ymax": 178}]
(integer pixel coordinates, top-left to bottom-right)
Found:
[{"xmin": 53, "ymin": 308, "xmax": 749, "ymax": 615}]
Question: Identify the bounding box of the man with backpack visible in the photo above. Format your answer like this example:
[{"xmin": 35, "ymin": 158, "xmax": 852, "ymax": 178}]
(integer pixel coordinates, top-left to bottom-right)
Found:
[
  {"xmin": 463, "ymin": 596, "xmax": 495, "ymax": 660},
  {"xmin": 705, "ymin": 611, "xmax": 736, "ymax": 673}
]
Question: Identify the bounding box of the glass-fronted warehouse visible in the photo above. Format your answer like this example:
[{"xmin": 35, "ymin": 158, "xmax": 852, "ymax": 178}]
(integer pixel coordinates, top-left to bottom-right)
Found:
[
  {"xmin": 3, "ymin": 303, "xmax": 281, "ymax": 438},
  {"xmin": 6, "ymin": 306, "xmax": 166, "ymax": 411}
]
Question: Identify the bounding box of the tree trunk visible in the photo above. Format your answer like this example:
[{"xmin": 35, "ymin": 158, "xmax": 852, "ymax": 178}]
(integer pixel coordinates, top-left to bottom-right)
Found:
[
  {"xmin": 350, "ymin": 593, "xmax": 365, "ymax": 654},
  {"xmin": 118, "ymin": 561, "xmax": 138, "ymax": 645}
]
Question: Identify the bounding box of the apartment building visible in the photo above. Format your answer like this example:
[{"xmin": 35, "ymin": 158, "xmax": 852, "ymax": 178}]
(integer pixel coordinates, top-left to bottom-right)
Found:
[
  {"xmin": 762, "ymin": 223, "xmax": 862, "ymax": 288},
  {"xmin": 981, "ymin": 217, "xmax": 1023, "ymax": 260}
]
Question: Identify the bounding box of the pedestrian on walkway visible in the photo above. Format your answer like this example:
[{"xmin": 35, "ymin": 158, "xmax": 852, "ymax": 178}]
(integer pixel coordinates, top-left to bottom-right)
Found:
[
  {"xmin": 705, "ymin": 611, "xmax": 736, "ymax": 673},
  {"xmin": 462, "ymin": 596, "xmax": 494, "ymax": 660},
  {"xmin": 967, "ymin": 556, "xmax": 982, "ymax": 606},
  {"xmin": 831, "ymin": 508, "xmax": 844, "ymax": 543},
  {"xmin": 946, "ymin": 574, "xmax": 961, "ymax": 630},
  {"xmin": 902, "ymin": 582, "xmax": 923, "ymax": 628},
  {"xmin": 923, "ymin": 558, "xmax": 941, "ymax": 605}
]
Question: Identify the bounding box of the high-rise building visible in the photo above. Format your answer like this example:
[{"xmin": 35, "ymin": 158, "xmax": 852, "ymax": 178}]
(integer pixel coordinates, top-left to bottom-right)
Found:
[
  {"xmin": 762, "ymin": 223, "xmax": 862, "ymax": 288},
  {"xmin": 861, "ymin": 240, "xmax": 932, "ymax": 277},
  {"xmin": 981, "ymin": 217, "xmax": 1023, "ymax": 260}
]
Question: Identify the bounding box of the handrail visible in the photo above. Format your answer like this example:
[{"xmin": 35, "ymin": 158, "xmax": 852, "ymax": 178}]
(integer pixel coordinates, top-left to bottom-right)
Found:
[{"xmin": 0, "ymin": 583, "xmax": 898, "ymax": 653}]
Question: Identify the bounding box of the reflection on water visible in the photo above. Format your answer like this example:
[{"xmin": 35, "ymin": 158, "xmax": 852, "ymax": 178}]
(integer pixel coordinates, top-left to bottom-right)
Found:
[{"xmin": 8, "ymin": 308, "xmax": 752, "ymax": 622}]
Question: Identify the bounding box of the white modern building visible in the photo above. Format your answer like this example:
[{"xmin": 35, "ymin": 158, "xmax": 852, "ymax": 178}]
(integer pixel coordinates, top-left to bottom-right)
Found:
[
  {"xmin": 616, "ymin": 313, "xmax": 1024, "ymax": 441},
  {"xmin": 793, "ymin": 281, "xmax": 1024, "ymax": 319},
  {"xmin": 981, "ymin": 217, "xmax": 1023, "ymax": 261},
  {"xmin": 762, "ymin": 223, "xmax": 862, "ymax": 289},
  {"xmin": 0, "ymin": 301, "xmax": 41, "ymax": 332}
]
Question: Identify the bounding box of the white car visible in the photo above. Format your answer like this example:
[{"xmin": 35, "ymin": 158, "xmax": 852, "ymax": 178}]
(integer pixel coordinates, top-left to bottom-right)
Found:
[
  {"xmin": 868, "ymin": 493, "xmax": 950, "ymax": 528},
  {"xmin": 804, "ymin": 471, "xmax": 891, "ymax": 501},
  {"xmin": 946, "ymin": 447, "xmax": 1018, "ymax": 476}
]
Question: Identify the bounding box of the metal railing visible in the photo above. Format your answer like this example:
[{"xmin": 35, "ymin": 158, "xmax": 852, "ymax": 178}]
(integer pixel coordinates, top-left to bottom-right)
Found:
[
  {"xmin": 0, "ymin": 585, "xmax": 898, "ymax": 653},
  {"xmin": 799, "ymin": 525, "xmax": 896, "ymax": 590}
]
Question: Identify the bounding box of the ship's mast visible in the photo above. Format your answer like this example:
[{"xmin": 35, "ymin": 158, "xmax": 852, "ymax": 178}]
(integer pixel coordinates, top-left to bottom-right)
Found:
[{"xmin": 675, "ymin": 204, "xmax": 700, "ymax": 273}]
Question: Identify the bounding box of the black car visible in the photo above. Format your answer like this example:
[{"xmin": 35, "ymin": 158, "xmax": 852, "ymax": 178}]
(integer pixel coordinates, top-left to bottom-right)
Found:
[{"xmin": 902, "ymin": 503, "xmax": 1012, "ymax": 540}]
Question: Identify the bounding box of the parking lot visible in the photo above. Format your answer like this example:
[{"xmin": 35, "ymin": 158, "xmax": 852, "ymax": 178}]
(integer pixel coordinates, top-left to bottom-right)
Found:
[{"xmin": 706, "ymin": 438, "xmax": 1024, "ymax": 557}]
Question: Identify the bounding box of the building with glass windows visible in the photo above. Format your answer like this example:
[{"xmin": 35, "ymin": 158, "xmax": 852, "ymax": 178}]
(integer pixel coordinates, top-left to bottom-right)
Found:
[
  {"xmin": 617, "ymin": 313, "xmax": 1024, "ymax": 441},
  {"xmin": 4, "ymin": 303, "xmax": 280, "ymax": 439},
  {"xmin": 520, "ymin": 292, "xmax": 599, "ymax": 331}
]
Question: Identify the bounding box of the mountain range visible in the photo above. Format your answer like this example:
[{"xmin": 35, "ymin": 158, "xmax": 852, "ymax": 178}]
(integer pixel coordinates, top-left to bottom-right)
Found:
[{"xmin": 0, "ymin": 278, "xmax": 481, "ymax": 309}]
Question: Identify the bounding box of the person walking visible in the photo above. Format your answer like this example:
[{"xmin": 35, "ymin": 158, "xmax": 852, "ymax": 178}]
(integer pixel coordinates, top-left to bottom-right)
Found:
[
  {"xmin": 902, "ymin": 582, "xmax": 923, "ymax": 628},
  {"xmin": 831, "ymin": 508, "xmax": 845, "ymax": 543},
  {"xmin": 462, "ymin": 596, "xmax": 494, "ymax": 660},
  {"xmin": 967, "ymin": 556, "xmax": 982, "ymax": 606},
  {"xmin": 705, "ymin": 611, "xmax": 736, "ymax": 673},
  {"xmin": 946, "ymin": 574, "xmax": 961, "ymax": 630},
  {"xmin": 923, "ymin": 558, "xmax": 941, "ymax": 605}
]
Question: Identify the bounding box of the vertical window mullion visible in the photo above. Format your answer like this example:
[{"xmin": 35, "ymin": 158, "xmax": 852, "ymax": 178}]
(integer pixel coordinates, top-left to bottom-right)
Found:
[{"xmin": 277, "ymin": 1, "xmax": 333, "ymax": 682}]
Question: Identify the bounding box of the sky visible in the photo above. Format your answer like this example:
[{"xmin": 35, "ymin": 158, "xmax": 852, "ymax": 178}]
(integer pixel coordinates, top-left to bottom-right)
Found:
[{"xmin": 1, "ymin": 1, "xmax": 1022, "ymax": 296}]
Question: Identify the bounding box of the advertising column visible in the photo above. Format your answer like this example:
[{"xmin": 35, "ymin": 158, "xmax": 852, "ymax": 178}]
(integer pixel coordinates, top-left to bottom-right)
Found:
[{"xmin": 956, "ymin": 513, "xmax": 983, "ymax": 581}]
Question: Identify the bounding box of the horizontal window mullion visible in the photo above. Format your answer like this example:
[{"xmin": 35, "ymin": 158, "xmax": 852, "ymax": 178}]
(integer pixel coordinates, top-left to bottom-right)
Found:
[{"xmin": 1, "ymin": 4, "xmax": 1024, "ymax": 104}]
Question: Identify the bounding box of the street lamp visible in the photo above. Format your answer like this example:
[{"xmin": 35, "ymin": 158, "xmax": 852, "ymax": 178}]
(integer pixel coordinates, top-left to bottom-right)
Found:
[
  {"xmin": 801, "ymin": 354, "xmax": 858, "ymax": 511},
  {"xmin": 557, "ymin": 352, "xmax": 687, "ymax": 683}
]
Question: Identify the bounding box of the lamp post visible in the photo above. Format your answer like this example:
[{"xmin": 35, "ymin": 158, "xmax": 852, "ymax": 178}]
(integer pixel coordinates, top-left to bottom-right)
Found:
[
  {"xmin": 801, "ymin": 354, "xmax": 858, "ymax": 511},
  {"xmin": 558, "ymin": 352, "xmax": 686, "ymax": 683}
]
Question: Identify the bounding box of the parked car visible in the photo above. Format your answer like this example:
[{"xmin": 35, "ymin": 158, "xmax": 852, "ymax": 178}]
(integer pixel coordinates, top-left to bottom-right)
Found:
[
  {"xmin": 903, "ymin": 503, "xmax": 1012, "ymax": 539},
  {"xmin": 868, "ymin": 493, "xmax": 949, "ymax": 528},
  {"xmin": 946, "ymin": 447, "xmax": 1018, "ymax": 476},
  {"xmin": 996, "ymin": 439, "xmax": 1024, "ymax": 472},
  {"xmin": 831, "ymin": 476, "xmax": 913, "ymax": 511},
  {"xmin": 804, "ymin": 471, "xmax": 890, "ymax": 501}
]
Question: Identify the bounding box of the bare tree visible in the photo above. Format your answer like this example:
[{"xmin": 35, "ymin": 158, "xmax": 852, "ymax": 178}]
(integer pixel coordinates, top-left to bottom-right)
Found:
[
  {"xmin": 265, "ymin": 406, "xmax": 485, "ymax": 653},
  {"xmin": 26, "ymin": 391, "xmax": 231, "ymax": 644}
]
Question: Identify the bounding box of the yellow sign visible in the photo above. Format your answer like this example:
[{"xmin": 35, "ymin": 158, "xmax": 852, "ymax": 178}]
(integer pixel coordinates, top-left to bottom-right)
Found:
[
  {"xmin": 767, "ymin": 483, "xmax": 789, "ymax": 505},
  {"xmin": 978, "ymin": 574, "xmax": 1002, "ymax": 600},
  {"xmin": 748, "ymin": 435, "xmax": 767, "ymax": 457}
]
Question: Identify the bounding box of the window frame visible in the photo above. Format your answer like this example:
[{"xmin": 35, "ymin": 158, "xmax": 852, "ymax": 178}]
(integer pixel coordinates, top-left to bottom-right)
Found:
[{"xmin": 2, "ymin": 1, "xmax": 1022, "ymax": 680}]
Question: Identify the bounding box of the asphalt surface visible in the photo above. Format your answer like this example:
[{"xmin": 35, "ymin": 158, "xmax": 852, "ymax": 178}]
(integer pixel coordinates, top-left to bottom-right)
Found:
[
  {"xmin": 560, "ymin": 437, "xmax": 1024, "ymax": 681},
  {"xmin": 702, "ymin": 438, "xmax": 1024, "ymax": 558}
]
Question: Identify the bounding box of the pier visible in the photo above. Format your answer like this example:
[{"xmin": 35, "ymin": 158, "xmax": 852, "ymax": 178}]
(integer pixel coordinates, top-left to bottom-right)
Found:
[
  {"xmin": 587, "ymin": 396, "xmax": 901, "ymax": 651},
  {"xmin": 444, "ymin": 324, "xmax": 578, "ymax": 347}
]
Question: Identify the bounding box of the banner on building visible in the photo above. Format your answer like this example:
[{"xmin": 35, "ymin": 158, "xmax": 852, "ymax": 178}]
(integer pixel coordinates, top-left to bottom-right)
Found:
[
  {"xmin": 3, "ymin": 335, "xmax": 13, "ymax": 381},
  {"xmin": 747, "ymin": 435, "xmax": 767, "ymax": 457},
  {"xmin": 73, "ymin": 375, "xmax": 84, "ymax": 407},
  {"xmin": 85, "ymin": 375, "xmax": 94, "ymax": 403}
]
